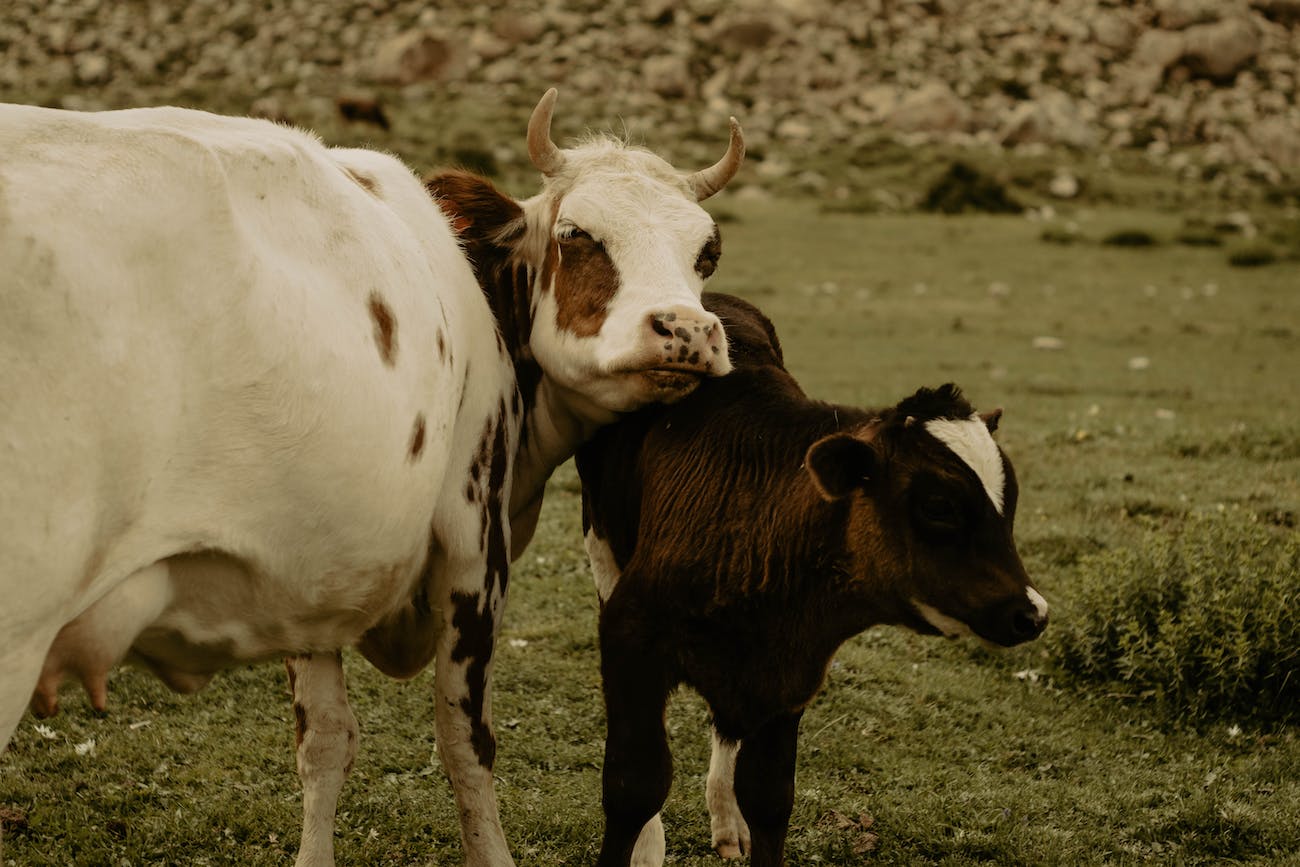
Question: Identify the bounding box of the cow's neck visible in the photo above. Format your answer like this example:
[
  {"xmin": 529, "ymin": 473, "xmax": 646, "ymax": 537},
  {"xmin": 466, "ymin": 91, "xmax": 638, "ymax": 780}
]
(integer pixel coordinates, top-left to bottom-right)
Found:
[{"xmin": 478, "ymin": 256, "xmax": 614, "ymax": 556}]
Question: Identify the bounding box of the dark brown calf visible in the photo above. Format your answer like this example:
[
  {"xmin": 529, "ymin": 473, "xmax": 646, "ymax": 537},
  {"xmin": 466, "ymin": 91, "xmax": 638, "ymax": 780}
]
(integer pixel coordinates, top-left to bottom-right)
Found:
[{"xmin": 576, "ymin": 292, "xmax": 1048, "ymax": 867}]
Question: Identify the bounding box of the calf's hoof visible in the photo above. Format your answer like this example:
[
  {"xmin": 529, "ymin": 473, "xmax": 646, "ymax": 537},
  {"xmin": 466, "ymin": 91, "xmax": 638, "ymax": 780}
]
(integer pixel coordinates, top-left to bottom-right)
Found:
[{"xmin": 712, "ymin": 828, "xmax": 750, "ymax": 859}]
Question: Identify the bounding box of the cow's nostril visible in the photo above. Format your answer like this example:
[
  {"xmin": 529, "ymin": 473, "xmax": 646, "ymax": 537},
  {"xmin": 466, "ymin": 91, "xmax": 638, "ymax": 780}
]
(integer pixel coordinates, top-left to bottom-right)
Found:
[{"xmin": 649, "ymin": 314, "xmax": 674, "ymax": 338}]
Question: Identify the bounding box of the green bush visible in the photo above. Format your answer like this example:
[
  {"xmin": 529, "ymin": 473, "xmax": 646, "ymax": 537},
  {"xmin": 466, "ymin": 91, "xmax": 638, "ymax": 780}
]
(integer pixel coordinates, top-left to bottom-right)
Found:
[
  {"xmin": 1102, "ymin": 228, "xmax": 1158, "ymax": 247},
  {"xmin": 1045, "ymin": 515, "xmax": 1300, "ymax": 725},
  {"xmin": 1227, "ymin": 241, "xmax": 1279, "ymax": 267}
]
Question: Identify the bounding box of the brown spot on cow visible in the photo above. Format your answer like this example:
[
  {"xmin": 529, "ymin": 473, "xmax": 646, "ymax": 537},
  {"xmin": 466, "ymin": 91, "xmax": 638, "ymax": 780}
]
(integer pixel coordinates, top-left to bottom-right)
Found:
[
  {"xmin": 344, "ymin": 167, "xmax": 380, "ymax": 196},
  {"xmin": 408, "ymin": 413, "xmax": 426, "ymax": 462},
  {"xmin": 449, "ymin": 590, "xmax": 498, "ymax": 770},
  {"xmin": 293, "ymin": 701, "xmax": 307, "ymax": 748},
  {"xmin": 553, "ymin": 235, "xmax": 619, "ymax": 338},
  {"xmin": 367, "ymin": 292, "xmax": 398, "ymax": 366}
]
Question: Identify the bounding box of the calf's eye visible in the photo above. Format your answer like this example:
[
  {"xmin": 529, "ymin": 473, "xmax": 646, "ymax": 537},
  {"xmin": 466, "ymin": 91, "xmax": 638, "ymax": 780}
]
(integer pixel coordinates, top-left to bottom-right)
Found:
[{"xmin": 917, "ymin": 494, "xmax": 963, "ymax": 529}]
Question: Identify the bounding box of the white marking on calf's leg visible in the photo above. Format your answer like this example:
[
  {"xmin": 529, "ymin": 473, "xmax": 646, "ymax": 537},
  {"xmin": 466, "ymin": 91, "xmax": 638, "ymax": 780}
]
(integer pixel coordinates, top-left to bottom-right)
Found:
[
  {"xmin": 924, "ymin": 414, "xmax": 1006, "ymax": 513},
  {"xmin": 707, "ymin": 727, "xmax": 751, "ymax": 859},
  {"xmin": 630, "ymin": 813, "xmax": 666, "ymax": 867},
  {"xmin": 585, "ymin": 529, "xmax": 621, "ymax": 603},
  {"xmin": 288, "ymin": 651, "xmax": 357, "ymax": 867}
]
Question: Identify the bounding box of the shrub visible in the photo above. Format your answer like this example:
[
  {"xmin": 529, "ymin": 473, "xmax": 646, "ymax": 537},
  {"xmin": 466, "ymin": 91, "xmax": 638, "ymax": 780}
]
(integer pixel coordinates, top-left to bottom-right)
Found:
[
  {"xmin": 1227, "ymin": 242, "xmax": 1278, "ymax": 267},
  {"xmin": 1045, "ymin": 515, "xmax": 1300, "ymax": 726},
  {"xmin": 919, "ymin": 161, "xmax": 1022, "ymax": 214},
  {"xmin": 1101, "ymin": 229, "xmax": 1158, "ymax": 247}
]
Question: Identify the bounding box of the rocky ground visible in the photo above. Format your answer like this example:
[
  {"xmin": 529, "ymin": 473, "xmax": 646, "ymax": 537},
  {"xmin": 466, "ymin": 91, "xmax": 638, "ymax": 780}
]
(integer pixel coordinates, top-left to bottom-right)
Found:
[{"xmin": 2, "ymin": 0, "xmax": 1298, "ymax": 202}]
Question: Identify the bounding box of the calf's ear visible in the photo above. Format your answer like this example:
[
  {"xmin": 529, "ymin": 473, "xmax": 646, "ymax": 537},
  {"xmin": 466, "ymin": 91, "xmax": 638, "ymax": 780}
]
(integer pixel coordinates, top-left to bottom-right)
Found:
[
  {"xmin": 980, "ymin": 407, "xmax": 1003, "ymax": 433},
  {"xmin": 805, "ymin": 433, "xmax": 876, "ymax": 501}
]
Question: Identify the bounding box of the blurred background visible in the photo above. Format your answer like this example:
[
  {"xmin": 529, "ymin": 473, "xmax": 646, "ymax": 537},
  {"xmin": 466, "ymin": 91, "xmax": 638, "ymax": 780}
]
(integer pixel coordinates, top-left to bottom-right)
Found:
[{"xmin": 3, "ymin": 0, "xmax": 1299, "ymax": 207}]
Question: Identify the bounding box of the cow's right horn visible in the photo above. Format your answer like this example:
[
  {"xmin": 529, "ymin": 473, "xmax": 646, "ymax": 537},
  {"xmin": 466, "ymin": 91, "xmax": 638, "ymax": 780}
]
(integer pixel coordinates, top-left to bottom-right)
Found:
[
  {"xmin": 687, "ymin": 117, "xmax": 745, "ymax": 202},
  {"xmin": 527, "ymin": 88, "xmax": 566, "ymax": 177}
]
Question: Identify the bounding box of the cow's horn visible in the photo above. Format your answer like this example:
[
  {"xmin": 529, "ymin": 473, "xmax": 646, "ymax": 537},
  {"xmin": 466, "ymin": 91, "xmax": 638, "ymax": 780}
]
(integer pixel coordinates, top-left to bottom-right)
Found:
[
  {"xmin": 688, "ymin": 117, "xmax": 745, "ymax": 202},
  {"xmin": 527, "ymin": 88, "xmax": 565, "ymax": 176}
]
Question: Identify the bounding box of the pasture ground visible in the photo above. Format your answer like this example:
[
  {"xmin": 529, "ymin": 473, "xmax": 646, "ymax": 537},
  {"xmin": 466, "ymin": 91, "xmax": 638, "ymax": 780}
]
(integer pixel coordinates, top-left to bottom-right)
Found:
[{"xmin": 3, "ymin": 201, "xmax": 1299, "ymax": 865}]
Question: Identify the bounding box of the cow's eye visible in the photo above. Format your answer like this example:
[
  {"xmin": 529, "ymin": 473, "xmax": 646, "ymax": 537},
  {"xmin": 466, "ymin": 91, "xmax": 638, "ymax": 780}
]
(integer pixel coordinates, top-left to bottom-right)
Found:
[
  {"xmin": 917, "ymin": 494, "xmax": 963, "ymax": 530},
  {"xmin": 560, "ymin": 227, "xmax": 594, "ymax": 244}
]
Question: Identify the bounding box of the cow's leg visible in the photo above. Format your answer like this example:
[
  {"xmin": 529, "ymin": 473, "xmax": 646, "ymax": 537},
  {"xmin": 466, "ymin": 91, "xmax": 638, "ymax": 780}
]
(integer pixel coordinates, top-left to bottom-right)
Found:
[
  {"xmin": 707, "ymin": 727, "xmax": 751, "ymax": 858},
  {"xmin": 732, "ymin": 711, "xmax": 802, "ymax": 867},
  {"xmin": 287, "ymin": 651, "xmax": 358, "ymax": 867},
  {"xmin": 434, "ymin": 551, "xmax": 513, "ymax": 867},
  {"xmin": 2, "ymin": 636, "xmax": 59, "ymax": 861},
  {"xmin": 596, "ymin": 613, "xmax": 673, "ymax": 867}
]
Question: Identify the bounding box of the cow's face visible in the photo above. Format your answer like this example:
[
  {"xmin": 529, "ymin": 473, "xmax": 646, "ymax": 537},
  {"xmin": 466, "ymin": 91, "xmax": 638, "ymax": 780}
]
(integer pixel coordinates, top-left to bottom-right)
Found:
[
  {"xmin": 521, "ymin": 90, "xmax": 741, "ymax": 415},
  {"xmin": 806, "ymin": 385, "xmax": 1048, "ymax": 648}
]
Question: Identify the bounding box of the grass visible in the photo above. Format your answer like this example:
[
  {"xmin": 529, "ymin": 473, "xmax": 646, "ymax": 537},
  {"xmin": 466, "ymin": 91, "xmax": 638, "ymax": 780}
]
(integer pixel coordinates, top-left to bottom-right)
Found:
[{"xmin": 5, "ymin": 202, "xmax": 1300, "ymax": 865}]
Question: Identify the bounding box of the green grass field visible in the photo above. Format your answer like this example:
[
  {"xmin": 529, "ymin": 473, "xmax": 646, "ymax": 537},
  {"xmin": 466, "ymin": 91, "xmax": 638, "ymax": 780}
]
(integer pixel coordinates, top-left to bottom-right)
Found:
[{"xmin": 4, "ymin": 202, "xmax": 1298, "ymax": 865}]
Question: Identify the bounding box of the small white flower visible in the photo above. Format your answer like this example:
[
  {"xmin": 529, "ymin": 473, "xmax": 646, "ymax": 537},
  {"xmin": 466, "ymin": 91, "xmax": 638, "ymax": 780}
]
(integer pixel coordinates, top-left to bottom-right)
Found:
[
  {"xmin": 1128, "ymin": 356, "xmax": 1151, "ymax": 371},
  {"xmin": 74, "ymin": 738, "xmax": 96, "ymax": 756},
  {"xmin": 1014, "ymin": 669, "xmax": 1041, "ymax": 683},
  {"xmin": 508, "ymin": 638, "xmax": 529, "ymax": 649},
  {"xmin": 34, "ymin": 724, "xmax": 59, "ymax": 741},
  {"xmin": 1228, "ymin": 724, "xmax": 1242, "ymax": 738}
]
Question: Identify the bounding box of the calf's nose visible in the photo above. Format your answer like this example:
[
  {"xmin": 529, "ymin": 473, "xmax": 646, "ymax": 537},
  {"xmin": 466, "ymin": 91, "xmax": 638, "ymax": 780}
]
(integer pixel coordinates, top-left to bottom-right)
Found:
[{"xmin": 1003, "ymin": 589, "xmax": 1049, "ymax": 644}]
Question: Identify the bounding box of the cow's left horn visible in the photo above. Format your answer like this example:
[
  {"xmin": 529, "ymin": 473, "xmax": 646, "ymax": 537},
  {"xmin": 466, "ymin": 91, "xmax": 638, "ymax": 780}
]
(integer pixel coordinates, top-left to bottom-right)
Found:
[
  {"xmin": 688, "ymin": 117, "xmax": 745, "ymax": 201},
  {"xmin": 527, "ymin": 88, "xmax": 566, "ymax": 177}
]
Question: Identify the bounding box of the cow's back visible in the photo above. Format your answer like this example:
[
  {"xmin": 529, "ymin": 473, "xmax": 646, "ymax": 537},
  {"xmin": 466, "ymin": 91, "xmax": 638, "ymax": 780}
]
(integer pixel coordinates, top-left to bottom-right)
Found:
[{"xmin": 0, "ymin": 104, "xmax": 486, "ymax": 648}]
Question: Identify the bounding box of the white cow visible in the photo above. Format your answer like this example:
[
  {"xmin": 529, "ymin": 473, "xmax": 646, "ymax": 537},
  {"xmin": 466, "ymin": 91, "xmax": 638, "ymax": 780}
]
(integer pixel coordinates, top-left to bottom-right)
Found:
[{"xmin": 0, "ymin": 89, "xmax": 744, "ymax": 865}]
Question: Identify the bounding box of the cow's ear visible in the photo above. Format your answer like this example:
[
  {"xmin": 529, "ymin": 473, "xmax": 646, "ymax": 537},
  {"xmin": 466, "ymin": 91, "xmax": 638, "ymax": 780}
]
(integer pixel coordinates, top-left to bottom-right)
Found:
[
  {"xmin": 980, "ymin": 408, "xmax": 1003, "ymax": 433},
  {"xmin": 425, "ymin": 170, "xmax": 523, "ymax": 240},
  {"xmin": 805, "ymin": 433, "xmax": 876, "ymax": 501}
]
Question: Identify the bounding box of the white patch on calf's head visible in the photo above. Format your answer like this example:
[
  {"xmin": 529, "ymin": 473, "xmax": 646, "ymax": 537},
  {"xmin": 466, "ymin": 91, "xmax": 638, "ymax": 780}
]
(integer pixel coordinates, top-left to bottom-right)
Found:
[
  {"xmin": 1026, "ymin": 586, "xmax": 1049, "ymax": 619},
  {"xmin": 924, "ymin": 414, "xmax": 1006, "ymax": 514}
]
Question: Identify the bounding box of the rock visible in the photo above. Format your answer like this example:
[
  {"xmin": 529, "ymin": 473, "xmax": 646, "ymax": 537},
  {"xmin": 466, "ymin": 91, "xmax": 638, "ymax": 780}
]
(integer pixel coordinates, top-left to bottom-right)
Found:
[
  {"xmin": 1250, "ymin": 115, "xmax": 1300, "ymax": 167},
  {"xmin": 1182, "ymin": 17, "xmax": 1260, "ymax": 80},
  {"xmin": 885, "ymin": 81, "xmax": 970, "ymax": 134},
  {"xmin": 999, "ymin": 91, "xmax": 1097, "ymax": 149},
  {"xmin": 1049, "ymin": 169, "xmax": 1080, "ymax": 198},
  {"xmin": 715, "ymin": 17, "xmax": 779, "ymax": 52},
  {"xmin": 642, "ymin": 54, "xmax": 691, "ymax": 99},
  {"xmin": 368, "ymin": 30, "xmax": 463, "ymax": 85},
  {"xmin": 1252, "ymin": 0, "xmax": 1300, "ymax": 24},
  {"xmin": 491, "ymin": 12, "xmax": 546, "ymax": 45},
  {"xmin": 1092, "ymin": 10, "xmax": 1139, "ymax": 53},
  {"xmin": 1155, "ymin": 0, "xmax": 1220, "ymax": 28},
  {"xmin": 1131, "ymin": 28, "xmax": 1188, "ymax": 71},
  {"xmin": 73, "ymin": 52, "xmax": 111, "ymax": 85}
]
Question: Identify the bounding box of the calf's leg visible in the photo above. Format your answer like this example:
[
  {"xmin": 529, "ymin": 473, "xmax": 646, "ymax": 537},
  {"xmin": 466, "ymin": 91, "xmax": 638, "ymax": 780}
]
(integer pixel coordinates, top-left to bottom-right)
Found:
[
  {"xmin": 707, "ymin": 727, "xmax": 751, "ymax": 858},
  {"xmin": 733, "ymin": 711, "xmax": 802, "ymax": 867},
  {"xmin": 587, "ymin": 530, "xmax": 667, "ymax": 867},
  {"xmin": 597, "ymin": 618, "xmax": 673, "ymax": 867},
  {"xmin": 287, "ymin": 651, "xmax": 358, "ymax": 867}
]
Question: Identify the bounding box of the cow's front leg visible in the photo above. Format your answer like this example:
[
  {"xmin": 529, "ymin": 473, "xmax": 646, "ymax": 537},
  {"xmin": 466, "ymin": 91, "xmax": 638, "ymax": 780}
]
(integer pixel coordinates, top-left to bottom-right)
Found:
[
  {"xmin": 286, "ymin": 651, "xmax": 358, "ymax": 867},
  {"xmin": 733, "ymin": 711, "xmax": 802, "ymax": 867},
  {"xmin": 435, "ymin": 551, "xmax": 514, "ymax": 867},
  {"xmin": 707, "ymin": 727, "xmax": 751, "ymax": 858}
]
